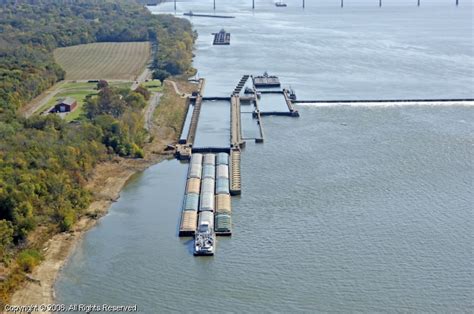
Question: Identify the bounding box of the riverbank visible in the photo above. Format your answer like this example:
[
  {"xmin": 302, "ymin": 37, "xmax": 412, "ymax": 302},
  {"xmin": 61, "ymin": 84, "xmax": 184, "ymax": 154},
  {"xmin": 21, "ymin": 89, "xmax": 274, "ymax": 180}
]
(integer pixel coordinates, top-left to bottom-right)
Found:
[{"xmin": 7, "ymin": 79, "xmax": 193, "ymax": 311}]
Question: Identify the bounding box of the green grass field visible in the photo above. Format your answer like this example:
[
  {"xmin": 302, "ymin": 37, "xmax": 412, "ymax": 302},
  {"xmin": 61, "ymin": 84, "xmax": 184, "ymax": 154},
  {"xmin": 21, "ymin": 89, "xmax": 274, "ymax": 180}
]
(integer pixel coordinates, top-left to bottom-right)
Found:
[
  {"xmin": 142, "ymin": 80, "xmax": 163, "ymax": 92},
  {"xmin": 36, "ymin": 81, "xmax": 131, "ymax": 121}
]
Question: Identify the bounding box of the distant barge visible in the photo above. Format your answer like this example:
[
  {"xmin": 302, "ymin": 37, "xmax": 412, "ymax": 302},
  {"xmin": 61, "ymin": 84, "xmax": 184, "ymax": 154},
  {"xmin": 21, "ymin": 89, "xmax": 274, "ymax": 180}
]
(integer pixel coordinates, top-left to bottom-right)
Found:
[
  {"xmin": 275, "ymin": 2, "xmax": 287, "ymax": 7},
  {"xmin": 253, "ymin": 72, "xmax": 281, "ymax": 88},
  {"xmin": 213, "ymin": 29, "xmax": 231, "ymax": 45},
  {"xmin": 184, "ymin": 11, "xmax": 235, "ymax": 19}
]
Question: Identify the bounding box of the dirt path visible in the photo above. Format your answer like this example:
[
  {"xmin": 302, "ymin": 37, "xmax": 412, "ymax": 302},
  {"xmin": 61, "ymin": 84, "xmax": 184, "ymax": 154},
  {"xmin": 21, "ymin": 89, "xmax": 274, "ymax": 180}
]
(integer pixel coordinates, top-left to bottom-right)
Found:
[
  {"xmin": 165, "ymin": 79, "xmax": 191, "ymax": 98},
  {"xmin": 144, "ymin": 92, "xmax": 162, "ymax": 131},
  {"xmin": 131, "ymin": 68, "xmax": 152, "ymax": 91},
  {"xmin": 19, "ymin": 82, "xmax": 66, "ymax": 118}
]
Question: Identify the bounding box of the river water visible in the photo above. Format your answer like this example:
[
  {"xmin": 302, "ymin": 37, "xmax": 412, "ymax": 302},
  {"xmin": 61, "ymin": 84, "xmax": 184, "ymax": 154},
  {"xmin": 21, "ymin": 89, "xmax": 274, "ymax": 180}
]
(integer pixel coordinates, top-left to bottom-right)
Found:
[{"xmin": 55, "ymin": 1, "xmax": 473, "ymax": 312}]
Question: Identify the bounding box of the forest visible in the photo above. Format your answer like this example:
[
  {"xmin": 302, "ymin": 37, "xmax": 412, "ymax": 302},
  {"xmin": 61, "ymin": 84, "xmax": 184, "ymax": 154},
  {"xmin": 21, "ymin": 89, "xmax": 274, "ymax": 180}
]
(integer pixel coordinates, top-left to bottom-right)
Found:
[{"xmin": 0, "ymin": 0, "xmax": 195, "ymax": 302}]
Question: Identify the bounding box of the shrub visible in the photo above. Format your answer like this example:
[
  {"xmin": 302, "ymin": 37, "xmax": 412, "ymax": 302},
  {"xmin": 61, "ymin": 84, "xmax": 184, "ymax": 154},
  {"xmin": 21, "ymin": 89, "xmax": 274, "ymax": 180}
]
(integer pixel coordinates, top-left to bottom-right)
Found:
[
  {"xmin": 135, "ymin": 85, "xmax": 151, "ymax": 101},
  {"xmin": 59, "ymin": 209, "xmax": 76, "ymax": 232},
  {"xmin": 17, "ymin": 249, "xmax": 43, "ymax": 273},
  {"xmin": 132, "ymin": 144, "xmax": 144, "ymax": 158}
]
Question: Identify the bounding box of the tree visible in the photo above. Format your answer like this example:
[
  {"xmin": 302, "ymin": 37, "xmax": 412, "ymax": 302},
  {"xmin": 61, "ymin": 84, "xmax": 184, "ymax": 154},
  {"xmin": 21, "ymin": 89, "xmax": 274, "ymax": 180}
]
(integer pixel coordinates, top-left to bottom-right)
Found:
[
  {"xmin": 152, "ymin": 69, "xmax": 170, "ymax": 82},
  {"xmin": 97, "ymin": 80, "xmax": 109, "ymax": 90},
  {"xmin": 0, "ymin": 220, "xmax": 13, "ymax": 259}
]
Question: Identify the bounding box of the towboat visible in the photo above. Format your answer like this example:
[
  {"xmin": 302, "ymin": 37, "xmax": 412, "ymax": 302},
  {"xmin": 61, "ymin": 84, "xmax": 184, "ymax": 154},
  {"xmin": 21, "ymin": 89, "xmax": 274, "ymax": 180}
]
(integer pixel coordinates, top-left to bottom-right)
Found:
[
  {"xmin": 288, "ymin": 87, "xmax": 297, "ymax": 100},
  {"xmin": 194, "ymin": 223, "xmax": 215, "ymax": 256}
]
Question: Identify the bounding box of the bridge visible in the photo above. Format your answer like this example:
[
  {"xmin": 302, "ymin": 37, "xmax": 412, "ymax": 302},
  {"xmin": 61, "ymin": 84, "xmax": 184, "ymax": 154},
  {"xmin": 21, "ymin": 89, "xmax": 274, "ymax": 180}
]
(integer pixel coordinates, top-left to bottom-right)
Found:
[{"xmin": 169, "ymin": 0, "xmax": 460, "ymax": 11}]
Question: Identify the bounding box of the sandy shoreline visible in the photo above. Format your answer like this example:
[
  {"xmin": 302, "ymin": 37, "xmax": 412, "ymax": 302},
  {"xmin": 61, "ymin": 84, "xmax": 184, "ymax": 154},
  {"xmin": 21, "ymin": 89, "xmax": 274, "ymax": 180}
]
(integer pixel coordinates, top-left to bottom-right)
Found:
[
  {"xmin": 6, "ymin": 154, "xmax": 172, "ymax": 313},
  {"xmin": 7, "ymin": 153, "xmax": 171, "ymax": 313}
]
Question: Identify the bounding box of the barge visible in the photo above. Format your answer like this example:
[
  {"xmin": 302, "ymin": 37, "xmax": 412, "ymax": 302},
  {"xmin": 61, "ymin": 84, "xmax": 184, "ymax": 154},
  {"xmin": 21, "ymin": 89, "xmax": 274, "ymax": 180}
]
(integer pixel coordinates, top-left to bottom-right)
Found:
[
  {"xmin": 275, "ymin": 1, "xmax": 287, "ymax": 7},
  {"xmin": 253, "ymin": 72, "xmax": 281, "ymax": 88},
  {"xmin": 176, "ymin": 75, "xmax": 301, "ymax": 254},
  {"xmin": 213, "ymin": 29, "xmax": 231, "ymax": 45}
]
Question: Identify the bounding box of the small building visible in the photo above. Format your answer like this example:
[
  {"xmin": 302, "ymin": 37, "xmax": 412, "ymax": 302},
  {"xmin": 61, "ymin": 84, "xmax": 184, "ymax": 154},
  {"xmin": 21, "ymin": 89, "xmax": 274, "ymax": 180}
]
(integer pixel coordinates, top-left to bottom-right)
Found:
[{"xmin": 51, "ymin": 97, "xmax": 77, "ymax": 113}]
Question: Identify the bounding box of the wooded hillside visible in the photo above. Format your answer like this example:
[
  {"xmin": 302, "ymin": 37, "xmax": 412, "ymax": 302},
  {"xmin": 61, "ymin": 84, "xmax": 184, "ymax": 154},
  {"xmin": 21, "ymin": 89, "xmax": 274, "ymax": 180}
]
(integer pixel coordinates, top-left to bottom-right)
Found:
[{"xmin": 0, "ymin": 0, "xmax": 195, "ymax": 302}]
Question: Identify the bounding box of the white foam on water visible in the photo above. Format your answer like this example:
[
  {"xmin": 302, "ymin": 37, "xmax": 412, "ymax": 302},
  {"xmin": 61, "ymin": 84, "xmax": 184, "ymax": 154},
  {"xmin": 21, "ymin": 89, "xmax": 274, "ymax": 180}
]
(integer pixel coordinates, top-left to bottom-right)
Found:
[{"xmin": 296, "ymin": 100, "xmax": 474, "ymax": 107}]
